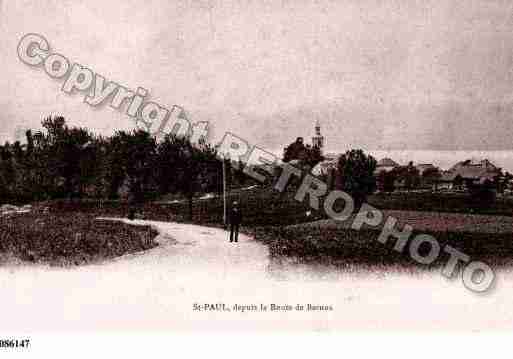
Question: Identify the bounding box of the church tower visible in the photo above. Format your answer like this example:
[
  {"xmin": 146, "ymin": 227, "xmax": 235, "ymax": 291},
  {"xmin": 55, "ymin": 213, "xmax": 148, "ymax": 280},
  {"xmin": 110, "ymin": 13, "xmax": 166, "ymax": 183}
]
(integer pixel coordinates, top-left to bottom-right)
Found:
[{"xmin": 312, "ymin": 120, "xmax": 324, "ymax": 153}]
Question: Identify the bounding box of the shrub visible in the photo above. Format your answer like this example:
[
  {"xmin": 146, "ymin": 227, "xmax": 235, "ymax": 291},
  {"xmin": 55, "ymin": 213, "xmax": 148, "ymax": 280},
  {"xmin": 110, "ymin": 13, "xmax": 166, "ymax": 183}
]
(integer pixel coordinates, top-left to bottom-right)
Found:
[{"xmin": 0, "ymin": 212, "xmax": 158, "ymax": 265}]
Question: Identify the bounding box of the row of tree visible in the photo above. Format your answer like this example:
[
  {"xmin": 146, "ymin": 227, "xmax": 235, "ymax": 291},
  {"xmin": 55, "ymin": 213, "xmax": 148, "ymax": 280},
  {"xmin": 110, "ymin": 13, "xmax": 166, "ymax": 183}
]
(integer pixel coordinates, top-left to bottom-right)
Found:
[
  {"xmin": 16, "ymin": 117, "xmax": 507, "ymax": 217},
  {"xmin": 1, "ymin": 120, "xmax": 378, "ymax": 214},
  {"xmin": 0, "ymin": 116, "xmax": 255, "ymax": 216},
  {"xmin": 376, "ymin": 162, "xmax": 428, "ymax": 193}
]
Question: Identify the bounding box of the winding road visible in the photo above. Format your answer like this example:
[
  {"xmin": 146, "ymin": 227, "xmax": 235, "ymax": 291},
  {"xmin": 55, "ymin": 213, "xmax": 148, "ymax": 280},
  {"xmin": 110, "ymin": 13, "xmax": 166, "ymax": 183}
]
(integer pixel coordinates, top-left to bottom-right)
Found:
[{"xmin": 0, "ymin": 219, "xmax": 511, "ymax": 331}]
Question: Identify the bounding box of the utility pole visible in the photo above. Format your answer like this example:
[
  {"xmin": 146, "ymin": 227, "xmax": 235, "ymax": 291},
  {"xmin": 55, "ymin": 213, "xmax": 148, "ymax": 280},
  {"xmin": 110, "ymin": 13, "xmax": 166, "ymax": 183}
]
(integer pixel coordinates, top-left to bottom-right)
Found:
[{"xmin": 223, "ymin": 157, "xmax": 227, "ymax": 227}]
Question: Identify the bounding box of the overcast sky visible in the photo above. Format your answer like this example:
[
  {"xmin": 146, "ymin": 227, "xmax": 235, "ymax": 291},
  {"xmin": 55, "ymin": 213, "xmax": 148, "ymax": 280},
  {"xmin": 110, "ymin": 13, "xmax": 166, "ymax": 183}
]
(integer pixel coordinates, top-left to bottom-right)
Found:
[{"xmin": 2, "ymin": 0, "xmax": 513, "ymax": 169}]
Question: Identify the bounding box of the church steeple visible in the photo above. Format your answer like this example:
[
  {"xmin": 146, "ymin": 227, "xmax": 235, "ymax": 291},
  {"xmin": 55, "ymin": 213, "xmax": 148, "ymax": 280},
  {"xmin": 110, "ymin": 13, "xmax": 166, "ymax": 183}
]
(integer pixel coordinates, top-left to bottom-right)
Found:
[{"xmin": 312, "ymin": 120, "xmax": 324, "ymax": 153}]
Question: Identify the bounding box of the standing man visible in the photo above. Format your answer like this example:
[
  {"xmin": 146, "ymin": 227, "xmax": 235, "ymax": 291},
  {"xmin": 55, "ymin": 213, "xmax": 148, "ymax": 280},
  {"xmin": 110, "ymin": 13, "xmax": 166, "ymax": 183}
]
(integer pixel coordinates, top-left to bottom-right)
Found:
[{"xmin": 229, "ymin": 201, "xmax": 242, "ymax": 243}]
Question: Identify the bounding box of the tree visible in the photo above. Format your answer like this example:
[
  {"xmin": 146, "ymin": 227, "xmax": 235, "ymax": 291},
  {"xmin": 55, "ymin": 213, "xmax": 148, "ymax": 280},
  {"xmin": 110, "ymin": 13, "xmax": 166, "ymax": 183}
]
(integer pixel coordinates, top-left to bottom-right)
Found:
[
  {"xmin": 283, "ymin": 137, "xmax": 324, "ymax": 169},
  {"xmin": 394, "ymin": 162, "xmax": 420, "ymax": 191},
  {"xmin": 156, "ymin": 134, "xmax": 222, "ymax": 220},
  {"xmin": 303, "ymin": 144, "xmax": 324, "ymax": 168},
  {"xmin": 492, "ymin": 168, "xmax": 511, "ymax": 194},
  {"xmin": 335, "ymin": 149, "xmax": 377, "ymax": 209},
  {"xmin": 182, "ymin": 138, "xmax": 220, "ymax": 220},
  {"xmin": 106, "ymin": 130, "xmax": 157, "ymax": 203},
  {"xmin": 421, "ymin": 167, "xmax": 441, "ymax": 190},
  {"xmin": 376, "ymin": 169, "xmax": 396, "ymax": 193},
  {"xmin": 33, "ymin": 116, "xmax": 96, "ymax": 199},
  {"xmin": 0, "ymin": 143, "xmax": 16, "ymax": 202},
  {"xmin": 469, "ymin": 179, "xmax": 496, "ymax": 207},
  {"xmin": 154, "ymin": 135, "xmax": 184, "ymax": 195},
  {"xmin": 453, "ymin": 175, "xmax": 464, "ymax": 190},
  {"xmin": 283, "ymin": 137, "xmax": 306, "ymax": 163}
]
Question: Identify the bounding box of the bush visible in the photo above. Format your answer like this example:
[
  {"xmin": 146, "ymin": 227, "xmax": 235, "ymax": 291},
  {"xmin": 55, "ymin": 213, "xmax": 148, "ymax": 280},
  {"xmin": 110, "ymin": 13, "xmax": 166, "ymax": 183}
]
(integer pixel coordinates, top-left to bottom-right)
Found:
[{"xmin": 0, "ymin": 212, "xmax": 158, "ymax": 265}]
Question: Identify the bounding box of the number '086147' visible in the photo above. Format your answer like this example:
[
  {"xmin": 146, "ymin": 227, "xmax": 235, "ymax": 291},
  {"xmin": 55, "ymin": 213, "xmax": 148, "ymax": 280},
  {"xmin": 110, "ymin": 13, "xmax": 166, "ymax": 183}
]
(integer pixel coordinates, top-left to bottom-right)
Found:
[{"xmin": 0, "ymin": 339, "xmax": 30, "ymax": 349}]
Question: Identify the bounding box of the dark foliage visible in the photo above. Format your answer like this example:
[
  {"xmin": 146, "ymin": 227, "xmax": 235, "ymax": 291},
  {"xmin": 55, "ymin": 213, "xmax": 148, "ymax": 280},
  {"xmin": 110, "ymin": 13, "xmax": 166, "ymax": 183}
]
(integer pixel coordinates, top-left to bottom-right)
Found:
[
  {"xmin": 467, "ymin": 180, "xmax": 497, "ymax": 208},
  {"xmin": 376, "ymin": 170, "xmax": 396, "ymax": 193},
  {"xmin": 335, "ymin": 149, "xmax": 377, "ymax": 208},
  {"xmin": 258, "ymin": 226, "xmax": 513, "ymax": 268},
  {"xmin": 421, "ymin": 167, "xmax": 441, "ymax": 189},
  {"xmin": 394, "ymin": 162, "xmax": 421, "ymax": 190},
  {"xmin": 368, "ymin": 191, "xmax": 512, "ymax": 216},
  {"xmin": 0, "ymin": 211, "xmax": 158, "ymax": 265},
  {"xmin": 0, "ymin": 116, "xmax": 225, "ymax": 208},
  {"xmin": 282, "ymin": 137, "xmax": 324, "ymax": 168}
]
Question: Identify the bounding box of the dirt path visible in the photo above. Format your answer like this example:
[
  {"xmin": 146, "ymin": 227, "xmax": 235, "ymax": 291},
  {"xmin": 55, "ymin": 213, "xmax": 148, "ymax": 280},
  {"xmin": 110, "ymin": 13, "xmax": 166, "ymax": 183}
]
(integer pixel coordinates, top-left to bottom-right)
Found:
[{"xmin": 0, "ymin": 219, "xmax": 512, "ymax": 331}]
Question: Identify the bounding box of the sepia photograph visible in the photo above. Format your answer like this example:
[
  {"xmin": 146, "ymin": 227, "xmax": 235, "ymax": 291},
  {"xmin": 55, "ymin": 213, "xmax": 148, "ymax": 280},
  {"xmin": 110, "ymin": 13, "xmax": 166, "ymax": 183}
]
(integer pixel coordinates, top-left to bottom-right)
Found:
[{"xmin": 1, "ymin": 0, "xmax": 513, "ymax": 356}]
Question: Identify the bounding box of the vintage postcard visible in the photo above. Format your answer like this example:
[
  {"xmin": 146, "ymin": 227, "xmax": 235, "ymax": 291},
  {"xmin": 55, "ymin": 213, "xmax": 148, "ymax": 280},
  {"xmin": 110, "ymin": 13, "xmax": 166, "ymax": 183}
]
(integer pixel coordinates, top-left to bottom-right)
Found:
[{"xmin": 1, "ymin": 0, "xmax": 513, "ymax": 355}]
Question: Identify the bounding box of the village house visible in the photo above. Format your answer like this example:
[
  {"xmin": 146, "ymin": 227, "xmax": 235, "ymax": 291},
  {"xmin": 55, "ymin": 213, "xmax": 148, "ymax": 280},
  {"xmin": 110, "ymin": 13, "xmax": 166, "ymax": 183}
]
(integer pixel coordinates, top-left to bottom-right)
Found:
[
  {"xmin": 373, "ymin": 158, "xmax": 400, "ymax": 174},
  {"xmin": 415, "ymin": 163, "xmax": 436, "ymax": 176},
  {"xmin": 436, "ymin": 159, "xmax": 500, "ymax": 191}
]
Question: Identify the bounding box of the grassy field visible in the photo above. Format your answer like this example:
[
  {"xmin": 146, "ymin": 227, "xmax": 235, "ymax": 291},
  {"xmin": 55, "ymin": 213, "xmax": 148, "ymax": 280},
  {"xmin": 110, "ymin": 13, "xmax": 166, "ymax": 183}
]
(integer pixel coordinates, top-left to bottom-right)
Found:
[
  {"xmin": 293, "ymin": 210, "xmax": 513, "ymax": 234},
  {"xmin": 0, "ymin": 210, "xmax": 158, "ymax": 266},
  {"xmin": 257, "ymin": 225, "xmax": 513, "ymax": 268},
  {"xmin": 42, "ymin": 186, "xmax": 513, "ymax": 226},
  {"xmin": 46, "ymin": 185, "xmax": 325, "ymax": 227},
  {"xmin": 4, "ymin": 185, "xmax": 513, "ymax": 268},
  {"xmin": 148, "ymin": 187, "xmax": 513, "ymax": 269},
  {"xmin": 368, "ymin": 191, "xmax": 513, "ymax": 216}
]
